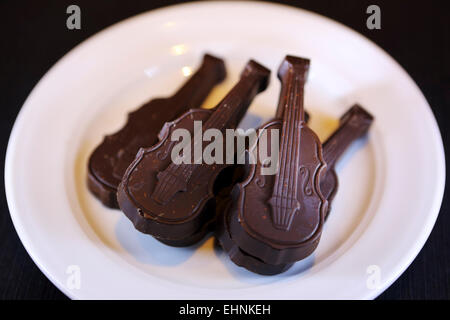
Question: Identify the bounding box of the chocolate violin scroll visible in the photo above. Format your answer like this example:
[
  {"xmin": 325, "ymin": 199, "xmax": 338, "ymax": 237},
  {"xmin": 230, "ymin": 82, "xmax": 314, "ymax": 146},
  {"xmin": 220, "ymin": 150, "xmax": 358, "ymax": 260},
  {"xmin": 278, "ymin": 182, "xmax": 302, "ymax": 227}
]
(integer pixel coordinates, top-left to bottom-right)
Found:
[
  {"xmin": 226, "ymin": 56, "xmax": 327, "ymax": 265},
  {"xmin": 320, "ymin": 104, "xmax": 374, "ymax": 213},
  {"xmin": 87, "ymin": 54, "xmax": 226, "ymax": 208},
  {"xmin": 117, "ymin": 60, "xmax": 271, "ymax": 247}
]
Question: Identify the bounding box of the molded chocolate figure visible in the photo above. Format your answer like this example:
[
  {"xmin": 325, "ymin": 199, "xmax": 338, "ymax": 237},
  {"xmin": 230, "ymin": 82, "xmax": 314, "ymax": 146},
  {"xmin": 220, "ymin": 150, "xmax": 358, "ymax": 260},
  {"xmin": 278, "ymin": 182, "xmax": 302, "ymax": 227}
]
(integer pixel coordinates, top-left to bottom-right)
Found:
[
  {"xmin": 225, "ymin": 56, "xmax": 327, "ymax": 266},
  {"xmin": 88, "ymin": 54, "xmax": 226, "ymax": 208},
  {"xmin": 216, "ymin": 104, "xmax": 373, "ymax": 275},
  {"xmin": 320, "ymin": 104, "xmax": 374, "ymax": 216},
  {"xmin": 117, "ymin": 60, "xmax": 270, "ymax": 246}
]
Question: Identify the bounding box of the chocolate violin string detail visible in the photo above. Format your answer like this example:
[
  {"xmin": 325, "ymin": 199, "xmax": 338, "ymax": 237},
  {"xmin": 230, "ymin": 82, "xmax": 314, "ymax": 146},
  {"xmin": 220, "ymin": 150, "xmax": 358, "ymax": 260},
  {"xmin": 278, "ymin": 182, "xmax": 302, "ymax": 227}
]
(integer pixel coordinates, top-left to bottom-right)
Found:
[
  {"xmin": 87, "ymin": 54, "xmax": 226, "ymax": 208},
  {"xmin": 117, "ymin": 60, "xmax": 270, "ymax": 247}
]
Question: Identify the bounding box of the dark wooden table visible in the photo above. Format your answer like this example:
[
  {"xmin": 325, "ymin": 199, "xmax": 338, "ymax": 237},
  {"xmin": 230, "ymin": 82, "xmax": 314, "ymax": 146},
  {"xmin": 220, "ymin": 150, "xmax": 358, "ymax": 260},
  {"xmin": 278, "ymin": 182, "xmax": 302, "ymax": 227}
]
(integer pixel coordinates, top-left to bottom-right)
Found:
[{"xmin": 0, "ymin": 0, "xmax": 448, "ymax": 300}]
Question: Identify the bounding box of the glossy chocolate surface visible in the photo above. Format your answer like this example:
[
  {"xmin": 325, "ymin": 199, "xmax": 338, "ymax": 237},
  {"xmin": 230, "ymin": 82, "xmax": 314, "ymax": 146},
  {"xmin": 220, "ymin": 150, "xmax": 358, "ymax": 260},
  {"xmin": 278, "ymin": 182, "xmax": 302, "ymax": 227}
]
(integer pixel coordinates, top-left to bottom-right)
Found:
[
  {"xmin": 117, "ymin": 60, "xmax": 270, "ymax": 246},
  {"xmin": 216, "ymin": 104, "xmax": 373, "ymax": 274},
  {"xmin": 227, "ymin": 56, "xmax": 327, "ymax": 265},
  {"xmin": 88, "ymin": 54, "xmax": 226, "ymax": 208}
]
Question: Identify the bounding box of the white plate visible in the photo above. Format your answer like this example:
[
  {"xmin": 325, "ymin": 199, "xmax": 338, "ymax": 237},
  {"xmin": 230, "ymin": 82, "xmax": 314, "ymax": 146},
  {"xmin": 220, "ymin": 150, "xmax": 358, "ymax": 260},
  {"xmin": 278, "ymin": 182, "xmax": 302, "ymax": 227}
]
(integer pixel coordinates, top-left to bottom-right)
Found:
[{"xmin": 5, "ymin": 1, "xmax": 445, "ymax": 299}]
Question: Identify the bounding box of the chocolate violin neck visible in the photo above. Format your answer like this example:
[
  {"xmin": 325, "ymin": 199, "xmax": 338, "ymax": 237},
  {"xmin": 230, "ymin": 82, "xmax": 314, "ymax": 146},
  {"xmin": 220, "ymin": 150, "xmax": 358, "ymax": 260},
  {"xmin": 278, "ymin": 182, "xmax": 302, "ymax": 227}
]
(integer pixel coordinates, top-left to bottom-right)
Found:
[
  {"xmin": 269, "ymin": 57, "xmax": 309, "ymax": 231},
  {"xmin": 172, "ymin": 54, "xmax": 226, "ymax": 111},
  {"xmin": 276, "ymin": 58, "xmax": 309, "ymax": 122},
  {"xmin": 322, "ymin": 105, "xmax": 373, "ymax": 167},
  {"xmin": 151, "ymin": 60, "xmax": 270, "ymax": 205},
  {"xmin": 203, "ymin": 60, "xmax": 269, "ymax": 132}
]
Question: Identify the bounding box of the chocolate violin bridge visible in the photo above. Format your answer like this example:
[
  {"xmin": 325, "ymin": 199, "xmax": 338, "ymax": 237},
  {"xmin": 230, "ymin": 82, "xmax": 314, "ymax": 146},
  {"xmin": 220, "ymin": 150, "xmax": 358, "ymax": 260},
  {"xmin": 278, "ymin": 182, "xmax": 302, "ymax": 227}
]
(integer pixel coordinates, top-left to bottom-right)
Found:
[
  {"xmin": 268, "ymin": 194, "xmax": 301, "ymax": 231},
  {"xmin": 152, "ymin": 166, "xmax": 191, "ymax": 204}
]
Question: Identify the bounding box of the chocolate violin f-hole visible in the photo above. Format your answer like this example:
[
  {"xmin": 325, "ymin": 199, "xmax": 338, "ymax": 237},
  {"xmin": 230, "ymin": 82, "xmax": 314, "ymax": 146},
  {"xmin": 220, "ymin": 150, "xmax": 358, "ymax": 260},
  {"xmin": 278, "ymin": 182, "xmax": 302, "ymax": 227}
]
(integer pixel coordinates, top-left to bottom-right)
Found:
[{"xmin": 117, "ymin": 60, "xmax": 270, "ymax": 247}]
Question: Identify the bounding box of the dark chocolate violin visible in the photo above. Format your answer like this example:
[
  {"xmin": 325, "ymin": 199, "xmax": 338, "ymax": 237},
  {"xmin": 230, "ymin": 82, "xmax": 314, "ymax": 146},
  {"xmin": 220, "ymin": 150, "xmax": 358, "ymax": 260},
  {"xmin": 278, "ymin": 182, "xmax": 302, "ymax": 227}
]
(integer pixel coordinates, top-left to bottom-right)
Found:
[
  {"xmin": 88, "ymin": 54, "xmax": 226, "ymax": 208},
  {"xmin": 226, "ymin": 56, "xmax": 327, "ymax": 265},
  {"xmin": 117, "ymin": 60, "xmax": 270, "ymax": 246},
  {"xmin": 216, "ymin": 104, "xmax": 373, "ymax": 275}
]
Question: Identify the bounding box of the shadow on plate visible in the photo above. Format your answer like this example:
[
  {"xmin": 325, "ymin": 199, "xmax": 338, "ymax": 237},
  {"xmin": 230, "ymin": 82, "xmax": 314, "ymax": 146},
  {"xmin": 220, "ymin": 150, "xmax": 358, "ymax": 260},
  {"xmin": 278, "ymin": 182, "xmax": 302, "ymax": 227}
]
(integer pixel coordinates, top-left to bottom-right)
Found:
[
  {"xmin": 115, "ymin": 214, "xmax": 211, "ymax": 266},
  {"xmin": 212, "ymin": 236, "xmax": 315, "ymax": 281}
]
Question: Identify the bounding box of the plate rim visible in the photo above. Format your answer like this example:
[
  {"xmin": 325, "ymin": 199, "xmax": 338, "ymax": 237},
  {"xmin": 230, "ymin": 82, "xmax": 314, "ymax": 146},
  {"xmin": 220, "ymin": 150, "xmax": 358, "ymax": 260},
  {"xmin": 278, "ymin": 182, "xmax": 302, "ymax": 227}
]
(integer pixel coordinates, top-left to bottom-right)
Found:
[{"xmin": 4, "ymin": 0, "xmax": 446, "ymax": 300}]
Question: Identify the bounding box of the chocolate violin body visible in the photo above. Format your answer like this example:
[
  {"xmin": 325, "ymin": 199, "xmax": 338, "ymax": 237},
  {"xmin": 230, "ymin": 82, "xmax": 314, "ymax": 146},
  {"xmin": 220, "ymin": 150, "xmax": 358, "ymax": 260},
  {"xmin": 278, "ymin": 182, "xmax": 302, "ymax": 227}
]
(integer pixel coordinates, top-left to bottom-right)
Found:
[
  {"xmin": 88, "ymin": 54, "xmax": 226, "ymax": 208},
  {"xmin": 227, "ymin": 56, "xmax": 327, "ymax": 265},
  {"xmin": 117, "ymin": 60, "xmax": 270, "ymax": 246}
]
